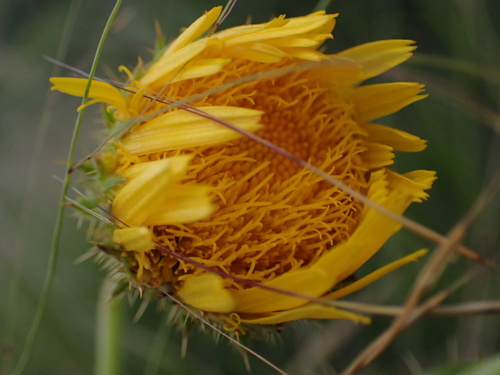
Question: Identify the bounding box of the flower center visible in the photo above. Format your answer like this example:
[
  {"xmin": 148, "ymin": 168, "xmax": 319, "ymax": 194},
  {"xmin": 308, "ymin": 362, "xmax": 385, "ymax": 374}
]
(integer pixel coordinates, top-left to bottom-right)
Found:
[{"xmin": 122, "ymin": 60, "xmax": 370, "ymax": 289}]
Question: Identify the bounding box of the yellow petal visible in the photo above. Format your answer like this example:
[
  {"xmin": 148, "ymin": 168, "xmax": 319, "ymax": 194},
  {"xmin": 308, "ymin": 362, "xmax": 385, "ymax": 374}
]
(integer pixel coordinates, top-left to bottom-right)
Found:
[
  {"xmin": 312, "ymin": 169, "xmax": 432, "ymax": 283},
  {"xmin": 112, "ymin": 227, "xmax": 155, "ymax": 252},
  {"xmin": 209, "ymin": 12, "xmax": 336, "ymax": 62},
  {"xmin": 285, "ymin": 48, "xmax": 326, "ymax": 62},
  {"xmin": 230, "ymin": 268, "xmax": 331, "ymax": 313},
  {"xmin": 327, "ymin": 249, "xmax": 428, "ymax": 300},
  {"xmin": 270, "ymin": 36, "xmax": 329, "ymax": 49},
  {"xmin": 122, "ymin": 106, "xmax": 263, "ymax": 155},
  {"xmin": 362, "ymin": 141, "xmax": 395, "ymax": 169},
  {"xmin": 221, "ymin": 12, "xmax": 335, "ymax": 47},
  {"xmin": 337, "ymin": 40, "xmax": 416, "ymax": 81},
  {"xmin": 177, "ymin": 274, "xmax": 236, "ymax": 313},
  {"xmin": 386, "ymin": 169, "xmax": 437, "ymax": 203},
  {"xmin": 351, "ymin": 82, "xmax": 427, "ymax": 122},
  {"xmin": 143, "ymin": 185, "xmax": 215, "ymax": 225},
  {"xmin": 111, "ymin": 156, "xmax": 191, "ymax": 226},
  {"xmin": 239, "ymin": 303, "xmax": 370, "ymax": 325},
  {"xmin": 139, "ymin": 38, "xmax": 209, "ymax": 89},
  {"xmin": 49, "ymin": 77, "xmax": 127, "ymax": 113},
  {"xmin": 118, "ymin": 156, "xmax": 190, "ymax": 179},
  {"xmin": 164, "ymin": 6, "xmax": 222, "ymax": 54},
  {"xmin": 170, "ymin": 58, "xmax": 231, "ymax": 82},
  {"xmin": 362, "ymin": 123, "xmax": 427, "ymax": 152},
  {"xmin": 228, "ymin": 43, "xmax": 288, "ymax": 63}
]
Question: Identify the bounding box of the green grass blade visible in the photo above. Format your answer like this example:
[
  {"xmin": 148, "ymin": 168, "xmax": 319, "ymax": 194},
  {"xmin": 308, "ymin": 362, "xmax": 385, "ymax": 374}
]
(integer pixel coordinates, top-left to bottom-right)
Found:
[
  {"xmin": 94, "ymin": 280, "xmax": 124, "ymax": 375},
  {"xmin": 10, "ymin": 1, "xmax": 123, "ymax": 374},
  {"xmin": 2, "ymin": 1, "xmax": 82, "ymax": 373}
]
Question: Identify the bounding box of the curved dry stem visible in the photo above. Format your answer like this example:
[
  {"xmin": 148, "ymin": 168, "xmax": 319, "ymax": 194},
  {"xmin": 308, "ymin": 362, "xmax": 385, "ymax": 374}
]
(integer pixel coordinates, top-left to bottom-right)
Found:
[{"xmin": 329, "ymin": 299, "xmax": 500, "ymax": 318}]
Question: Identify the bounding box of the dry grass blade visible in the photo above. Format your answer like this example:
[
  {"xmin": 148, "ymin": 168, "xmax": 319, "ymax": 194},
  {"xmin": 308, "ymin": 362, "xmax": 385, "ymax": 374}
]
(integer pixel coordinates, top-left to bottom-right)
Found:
[
  {"xmin": 430, "ymin": 300, "xmax": 500, "ymax": 317},
  {"xmin": 341, "ymin": 170, "xmax": 500, "ymax": 375},
  {"xmin": 330, "ymin": 300, "xmax": 500, "ymax": 318}
]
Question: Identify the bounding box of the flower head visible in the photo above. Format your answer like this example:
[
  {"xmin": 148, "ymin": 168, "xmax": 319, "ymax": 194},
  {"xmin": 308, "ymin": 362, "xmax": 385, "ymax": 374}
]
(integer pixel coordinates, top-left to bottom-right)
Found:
[{"xmin": 51, "ymin": 7, "xmax": 436, "ymax": 328}]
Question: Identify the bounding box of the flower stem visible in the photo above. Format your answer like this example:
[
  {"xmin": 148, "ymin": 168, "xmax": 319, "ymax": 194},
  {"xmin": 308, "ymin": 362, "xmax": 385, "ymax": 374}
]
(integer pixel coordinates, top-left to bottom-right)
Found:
[
  {"xmin": 94, "ymin": 279, "xmax": 124, "ymax": 375},
  {"xmin": 143, "ymin": 311, "xmax": 172, "ymax": 375}
]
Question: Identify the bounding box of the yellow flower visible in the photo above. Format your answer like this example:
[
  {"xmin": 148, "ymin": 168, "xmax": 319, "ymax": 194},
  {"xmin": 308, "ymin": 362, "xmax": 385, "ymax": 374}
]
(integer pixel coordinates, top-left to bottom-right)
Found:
[{"xmin": 51, "ymin": 7, "xmax": 436, "ymax": 327}]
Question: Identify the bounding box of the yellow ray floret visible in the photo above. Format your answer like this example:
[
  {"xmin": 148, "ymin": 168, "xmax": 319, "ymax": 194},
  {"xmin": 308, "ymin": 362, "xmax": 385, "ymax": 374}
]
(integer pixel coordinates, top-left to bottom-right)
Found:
[
  {"xmin": 337, "ymin": 39, "xmax": 417, "ymax": 80},
  {"xmin": 351, "ymin": 82, "xmax": 427, "ymax": 122},
  {"xmin": 239, "ymin": 303, "xmax": 371, "ymax": 325},
  {"xmin": 164, "ymin": 6, "xmax": 222, "ymax": 54},
  {"xmin": 121, "ymin": 106, "xmax": 264, "ymax": 155},
  {"xmin": 50, "ymin": 77, "xmax": 128, "ymax": 116},
  {"xmin": 361, "ymin": 123, "xmax": 427, "ymax": 152},
  {"xmin": 143, "ymin": 185, "xmax": 215, "ymax": 226},
  {"xmin": 327, "ymin": 248, "xmax": 428, "ymax": 300}
]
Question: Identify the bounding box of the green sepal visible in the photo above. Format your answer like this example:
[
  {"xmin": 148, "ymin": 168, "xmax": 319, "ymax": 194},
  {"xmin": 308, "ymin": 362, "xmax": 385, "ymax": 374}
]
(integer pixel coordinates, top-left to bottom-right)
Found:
[
  {"xmin": 98, "ymin": 175, "xmax": 125, "ymax": 194},
  {"xmin": 111, "ymin": 279, "xmax": 130, "ymax": 299},
  {"xmin": 78, "ymin": 159, "xmax": 98, "ymax": 175},
  {"xmin": 103, "ymin": 105, "xmax": 117, "ymax": 128}
]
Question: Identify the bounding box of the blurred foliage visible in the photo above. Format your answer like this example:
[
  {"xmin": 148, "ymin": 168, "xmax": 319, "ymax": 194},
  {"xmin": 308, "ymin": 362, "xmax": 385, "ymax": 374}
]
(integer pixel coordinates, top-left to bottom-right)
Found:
[{"xmin": 1, "ymin": 0, "xmax": 499, "ymax": 374}]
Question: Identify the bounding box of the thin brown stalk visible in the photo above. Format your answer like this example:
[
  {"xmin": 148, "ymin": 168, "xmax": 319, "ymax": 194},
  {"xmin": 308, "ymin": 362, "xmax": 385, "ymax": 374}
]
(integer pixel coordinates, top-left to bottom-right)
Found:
[{"xmin": 332, "ymin": 300, "xmax": 500, "ymax": 318}]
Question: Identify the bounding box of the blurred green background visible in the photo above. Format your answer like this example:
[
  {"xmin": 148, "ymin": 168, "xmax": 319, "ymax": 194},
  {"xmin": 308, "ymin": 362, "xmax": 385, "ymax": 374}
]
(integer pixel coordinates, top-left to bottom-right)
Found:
[{"xmin": 1, "ymin": 0, "xmax": 499, "ymax": 374}]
